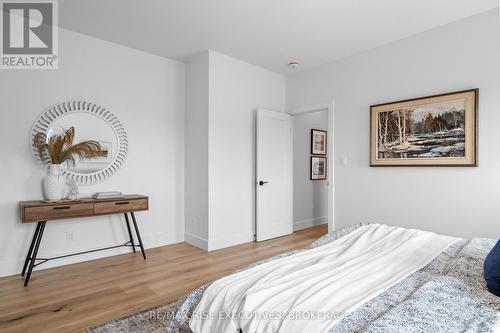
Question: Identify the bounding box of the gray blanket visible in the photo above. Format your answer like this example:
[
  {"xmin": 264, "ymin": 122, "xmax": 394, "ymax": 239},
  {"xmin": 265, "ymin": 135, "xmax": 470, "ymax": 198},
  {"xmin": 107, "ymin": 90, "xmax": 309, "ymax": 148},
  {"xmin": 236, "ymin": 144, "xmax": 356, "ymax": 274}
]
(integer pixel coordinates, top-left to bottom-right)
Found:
[{"xmin": 167, "ymin": 224, "xmax": 500, "ymax": 333}]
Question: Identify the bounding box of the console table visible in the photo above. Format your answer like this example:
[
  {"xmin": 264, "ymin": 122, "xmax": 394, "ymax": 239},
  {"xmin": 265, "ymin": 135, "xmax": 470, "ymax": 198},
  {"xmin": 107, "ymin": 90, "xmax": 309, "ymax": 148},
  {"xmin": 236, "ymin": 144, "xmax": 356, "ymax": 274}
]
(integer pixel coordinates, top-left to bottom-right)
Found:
[{"xmin": 19, "ymin": 195, "xmax": 149, "ymax": 286}]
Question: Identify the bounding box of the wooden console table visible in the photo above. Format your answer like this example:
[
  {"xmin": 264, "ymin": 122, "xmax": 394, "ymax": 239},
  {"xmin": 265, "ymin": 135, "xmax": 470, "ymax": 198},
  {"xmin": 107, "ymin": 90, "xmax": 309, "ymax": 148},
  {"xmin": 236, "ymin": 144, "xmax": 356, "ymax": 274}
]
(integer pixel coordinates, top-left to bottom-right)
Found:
[{"xmin": 19, "ymin": 195, "xmax": 149, "ymax": 286}]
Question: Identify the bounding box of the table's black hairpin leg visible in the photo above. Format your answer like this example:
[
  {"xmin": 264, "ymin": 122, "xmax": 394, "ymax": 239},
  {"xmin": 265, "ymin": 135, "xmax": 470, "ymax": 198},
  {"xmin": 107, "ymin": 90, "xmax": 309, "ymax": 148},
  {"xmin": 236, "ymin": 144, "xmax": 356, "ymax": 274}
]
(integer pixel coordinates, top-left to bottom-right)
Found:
[
  {"xmin": 24, "ymin": 221, "xmax": 46, "ymax": 286},
  {"xmin": 21, "ymin": 222, "xmax": 42, "ymax": 277},
  {"xmin": 124, "ymin": 213, "xmax": 136, "ymax": 253},
  {"xmin": 130, "ymin": 212, "xmax": 146, "ymax": 259}
]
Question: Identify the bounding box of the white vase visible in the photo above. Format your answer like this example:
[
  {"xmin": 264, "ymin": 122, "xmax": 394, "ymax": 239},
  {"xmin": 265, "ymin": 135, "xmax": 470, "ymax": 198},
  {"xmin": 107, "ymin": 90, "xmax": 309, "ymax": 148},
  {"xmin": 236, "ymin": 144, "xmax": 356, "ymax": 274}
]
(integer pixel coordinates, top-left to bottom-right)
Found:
[{"xmin": 43, "ymin": 164, "xmax": 66, "ymax": 201}]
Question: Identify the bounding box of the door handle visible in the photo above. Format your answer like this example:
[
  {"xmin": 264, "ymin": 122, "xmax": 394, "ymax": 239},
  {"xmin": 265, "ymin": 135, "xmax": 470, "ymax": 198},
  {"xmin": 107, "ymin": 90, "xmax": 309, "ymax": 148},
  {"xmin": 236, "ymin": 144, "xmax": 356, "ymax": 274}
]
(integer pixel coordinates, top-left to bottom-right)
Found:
[{"xmin": 258, "ymin": 181, "xmax": 269, "ymax": 186}]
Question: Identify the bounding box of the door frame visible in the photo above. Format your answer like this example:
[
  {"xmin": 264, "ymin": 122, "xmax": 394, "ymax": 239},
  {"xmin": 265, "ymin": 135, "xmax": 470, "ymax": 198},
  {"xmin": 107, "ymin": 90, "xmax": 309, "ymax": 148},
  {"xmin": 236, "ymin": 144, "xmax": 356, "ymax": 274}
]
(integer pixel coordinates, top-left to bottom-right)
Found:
[{"xmin": 289, "ymin": 101, "xmax": 335, "ymax": 233}]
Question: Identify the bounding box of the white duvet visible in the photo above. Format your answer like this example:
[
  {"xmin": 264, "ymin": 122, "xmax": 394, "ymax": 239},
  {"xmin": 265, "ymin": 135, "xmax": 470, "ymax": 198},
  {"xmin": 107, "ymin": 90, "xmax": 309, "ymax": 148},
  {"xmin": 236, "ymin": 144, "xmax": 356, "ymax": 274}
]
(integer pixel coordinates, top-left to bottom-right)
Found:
[{"xmin": 189, "ymin": 224, "xmax": 457, "ymax": 333}]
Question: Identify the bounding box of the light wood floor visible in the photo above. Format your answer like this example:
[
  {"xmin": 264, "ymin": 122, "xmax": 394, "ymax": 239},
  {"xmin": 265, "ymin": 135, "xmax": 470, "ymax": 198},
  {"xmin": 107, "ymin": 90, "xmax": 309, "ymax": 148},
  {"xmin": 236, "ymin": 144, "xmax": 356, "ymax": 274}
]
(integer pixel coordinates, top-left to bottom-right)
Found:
[{"xmin": 0, "ymin": 225, "xmax": 327, "ymax": 333}]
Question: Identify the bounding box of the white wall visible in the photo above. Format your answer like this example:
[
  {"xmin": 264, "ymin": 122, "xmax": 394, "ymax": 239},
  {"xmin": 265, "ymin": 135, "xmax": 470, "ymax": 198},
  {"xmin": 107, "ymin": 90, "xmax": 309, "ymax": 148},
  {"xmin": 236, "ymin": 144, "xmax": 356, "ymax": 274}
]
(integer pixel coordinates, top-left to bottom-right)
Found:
[
  {"xmin": 184, "ymin": 50, "xmax": 286, "ymax": 251},
  {"xmin": 292, "ymin": 111, "xmax": 328, "ymax": 231},
  {"xmin": 209, "ymin": 51, "xmax": 285, "ymax": 250},
  {"xmin": 0, "ymin": 28, "xmax": 185, "ymax": 277},
  {"xmin": 286, "ymin": 10, "xmax": 500, "ymax": 239},
  {"xmin": 184, "ymin": 52, "xmax": 210, "ymax": 249}
]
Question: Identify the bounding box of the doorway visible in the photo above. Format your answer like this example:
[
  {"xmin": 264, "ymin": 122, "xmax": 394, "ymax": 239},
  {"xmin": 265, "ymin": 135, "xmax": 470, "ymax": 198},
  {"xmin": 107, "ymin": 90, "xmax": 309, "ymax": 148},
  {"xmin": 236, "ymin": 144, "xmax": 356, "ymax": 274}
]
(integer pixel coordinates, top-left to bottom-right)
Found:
[
  {"xmin": 292, "ymin": 110, "xmax": 328, "ymax": 231},
  {"xmin": 290, "ymin": 103, "xmax": 334, "ymax": 233},
  {"xmin": 255, "ymin": 103, "xmax": 334, "ymax": 242}
]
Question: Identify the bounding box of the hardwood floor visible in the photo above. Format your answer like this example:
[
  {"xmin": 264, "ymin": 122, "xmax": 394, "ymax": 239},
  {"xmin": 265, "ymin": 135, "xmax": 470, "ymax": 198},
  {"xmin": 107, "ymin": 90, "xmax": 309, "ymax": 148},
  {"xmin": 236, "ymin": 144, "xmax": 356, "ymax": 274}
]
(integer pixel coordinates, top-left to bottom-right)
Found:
[{"xmin": 0, "ymin": 225, "xmax": 327, "ymax": 333}]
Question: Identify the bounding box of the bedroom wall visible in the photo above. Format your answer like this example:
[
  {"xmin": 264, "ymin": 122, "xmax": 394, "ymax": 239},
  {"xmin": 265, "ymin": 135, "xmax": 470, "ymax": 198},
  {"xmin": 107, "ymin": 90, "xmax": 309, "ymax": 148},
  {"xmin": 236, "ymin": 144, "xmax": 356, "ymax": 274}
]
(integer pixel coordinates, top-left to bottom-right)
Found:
[
  {"xmin": 209, "ymin": 51, "xmax": 286, "ymax": 250},
  {"xmin": 184, "ymin": 50, "xmax": 286, "ymax": 251},
  {"xmin": 286, "ymin": 10, "xmax": 500, "ymax": 239},
  {"xmin": 0, "ymin": 28, "xmax": 185, "ymax": 277},
  {"xmin": 184, "ymin": 52, "xmax": 210, "ymax": 247},
  {"xmin": 292, "ymin": 111, "xmax": 329, "ymax": 231}
]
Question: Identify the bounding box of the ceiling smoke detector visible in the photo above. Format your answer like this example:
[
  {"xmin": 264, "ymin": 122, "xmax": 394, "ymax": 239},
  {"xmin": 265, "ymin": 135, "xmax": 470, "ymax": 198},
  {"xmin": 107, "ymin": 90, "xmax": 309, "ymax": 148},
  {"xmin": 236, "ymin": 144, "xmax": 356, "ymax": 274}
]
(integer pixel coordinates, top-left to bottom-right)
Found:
[{"xmin": 288, "ymin": 61, "xmax": 299, "ymax": 69}]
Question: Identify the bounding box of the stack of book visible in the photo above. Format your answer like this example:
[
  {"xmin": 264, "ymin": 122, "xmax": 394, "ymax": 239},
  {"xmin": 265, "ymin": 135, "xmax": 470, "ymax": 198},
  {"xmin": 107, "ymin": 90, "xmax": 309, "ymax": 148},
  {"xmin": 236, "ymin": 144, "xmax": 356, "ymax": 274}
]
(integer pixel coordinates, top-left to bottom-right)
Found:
[{"xmin": 92, "ymin": 191, "xmax": 125, "ymax": 200}]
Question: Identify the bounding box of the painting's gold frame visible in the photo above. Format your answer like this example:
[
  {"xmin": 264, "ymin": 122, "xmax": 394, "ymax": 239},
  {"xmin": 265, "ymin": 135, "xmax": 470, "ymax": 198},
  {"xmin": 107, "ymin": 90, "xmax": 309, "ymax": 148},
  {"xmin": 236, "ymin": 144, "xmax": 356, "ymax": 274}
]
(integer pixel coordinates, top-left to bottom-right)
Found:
[{"xmin": 370, "ymin": 89, "xmax": 478, "ymax": 167}]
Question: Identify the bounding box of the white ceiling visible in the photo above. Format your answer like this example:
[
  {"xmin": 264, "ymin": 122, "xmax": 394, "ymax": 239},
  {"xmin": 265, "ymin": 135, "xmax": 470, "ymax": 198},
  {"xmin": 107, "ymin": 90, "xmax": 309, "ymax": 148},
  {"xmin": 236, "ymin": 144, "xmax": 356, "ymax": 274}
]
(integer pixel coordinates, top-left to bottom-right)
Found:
[{"xmin": 59, "ymin": 0, "xmax": 498, "ymax": 74}]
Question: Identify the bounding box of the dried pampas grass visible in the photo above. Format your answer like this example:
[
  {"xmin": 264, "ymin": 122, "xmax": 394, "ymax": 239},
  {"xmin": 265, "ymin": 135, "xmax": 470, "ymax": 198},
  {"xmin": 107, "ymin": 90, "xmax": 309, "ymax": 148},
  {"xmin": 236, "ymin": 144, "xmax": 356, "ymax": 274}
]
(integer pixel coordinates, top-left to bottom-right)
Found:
[{"xmin": 34, "ymin": 127, "xmax": 102, "ymax": 165}]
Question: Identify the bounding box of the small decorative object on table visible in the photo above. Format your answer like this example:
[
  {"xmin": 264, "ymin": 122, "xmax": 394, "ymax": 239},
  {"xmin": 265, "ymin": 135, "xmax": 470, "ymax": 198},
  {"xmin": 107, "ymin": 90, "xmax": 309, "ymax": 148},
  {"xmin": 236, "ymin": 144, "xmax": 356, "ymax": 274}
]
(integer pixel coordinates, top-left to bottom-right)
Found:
[
  {"xmin": 92, "ymin": 191, "xmax": 125, "ymax": 199},
  {"xmin": 67, "ymin": 178, "xmax": 80, "ymax": 200},
  {"xmin": 42, "ymin": 164, "xmax": 66, "ymax": 201},
  {"xmin": 33, "ymin": 127, "xmax": 102, "ymax": 201}
]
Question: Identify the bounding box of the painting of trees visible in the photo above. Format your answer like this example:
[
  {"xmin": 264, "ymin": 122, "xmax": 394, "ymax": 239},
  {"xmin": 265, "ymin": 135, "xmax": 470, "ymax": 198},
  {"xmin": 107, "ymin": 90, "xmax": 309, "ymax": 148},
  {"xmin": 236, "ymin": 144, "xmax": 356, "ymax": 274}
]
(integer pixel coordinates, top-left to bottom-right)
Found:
[
  {"xmin": 371, "ymin": 89, "xmax": 477, "ymax": 166},
  {"xmin": 375, "ymin": 102, "xmax": 467, "ymax": 159},
  {"xmin": 416, "ymin": 109, "xmax": 465, "ymax": 133},
  {"xmin": 377, "ymin": 108, "xmax": 414, "ymax": 151}
]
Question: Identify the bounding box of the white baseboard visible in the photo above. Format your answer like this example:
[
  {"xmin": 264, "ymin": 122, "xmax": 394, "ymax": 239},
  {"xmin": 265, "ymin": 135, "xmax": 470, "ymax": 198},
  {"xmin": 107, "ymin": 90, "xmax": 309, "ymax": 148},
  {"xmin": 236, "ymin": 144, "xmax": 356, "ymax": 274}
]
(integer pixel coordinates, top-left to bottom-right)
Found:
[
  {"xmin": 184, "ymin": 232, "xmax": 209, "ymax": 251},
  {"xmin": 294, "ymin": 216, "xmax": 327, "ymax": 231},
  {"xmin": 208, "ymin": 231, "xmax": 254, "ymax": 252}
]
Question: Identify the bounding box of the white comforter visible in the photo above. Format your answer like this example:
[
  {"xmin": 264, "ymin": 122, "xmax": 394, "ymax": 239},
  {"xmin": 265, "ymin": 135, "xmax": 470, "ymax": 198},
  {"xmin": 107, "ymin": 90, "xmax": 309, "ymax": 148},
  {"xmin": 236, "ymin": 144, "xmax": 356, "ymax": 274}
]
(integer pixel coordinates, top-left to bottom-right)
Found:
[{"xmin": 189, "ymin": 224, "xmax": 457, "ymax": 333}]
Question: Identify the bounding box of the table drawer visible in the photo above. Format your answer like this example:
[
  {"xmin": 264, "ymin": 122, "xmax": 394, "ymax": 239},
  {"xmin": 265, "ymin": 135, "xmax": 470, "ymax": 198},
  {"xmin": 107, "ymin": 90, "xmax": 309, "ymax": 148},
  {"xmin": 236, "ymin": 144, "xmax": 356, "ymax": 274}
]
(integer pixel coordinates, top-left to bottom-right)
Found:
[
  {"xmin": 94, "ymin": 199, "xmax": 148, "ymax": 215},
  {"xmin": 23, "ymin": 203, "xmax": 94, "ymax": 222}
]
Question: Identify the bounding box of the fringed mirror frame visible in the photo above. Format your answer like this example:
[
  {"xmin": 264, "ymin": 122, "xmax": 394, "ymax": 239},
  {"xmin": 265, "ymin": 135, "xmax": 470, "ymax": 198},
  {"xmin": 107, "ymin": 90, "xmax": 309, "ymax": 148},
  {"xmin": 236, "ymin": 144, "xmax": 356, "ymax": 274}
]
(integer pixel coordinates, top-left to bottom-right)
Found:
[{"xmin": 30, "ymin": 100, "xmax": 128, "ymax": 185}]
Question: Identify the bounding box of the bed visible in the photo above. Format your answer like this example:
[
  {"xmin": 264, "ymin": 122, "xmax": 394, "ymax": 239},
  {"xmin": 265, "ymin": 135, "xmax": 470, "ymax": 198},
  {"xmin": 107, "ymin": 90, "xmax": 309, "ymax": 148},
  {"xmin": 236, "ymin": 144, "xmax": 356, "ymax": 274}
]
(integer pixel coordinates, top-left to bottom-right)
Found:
[{"xmin": 167, "ymin": 223, "xmax": 500, "ymax": 333}]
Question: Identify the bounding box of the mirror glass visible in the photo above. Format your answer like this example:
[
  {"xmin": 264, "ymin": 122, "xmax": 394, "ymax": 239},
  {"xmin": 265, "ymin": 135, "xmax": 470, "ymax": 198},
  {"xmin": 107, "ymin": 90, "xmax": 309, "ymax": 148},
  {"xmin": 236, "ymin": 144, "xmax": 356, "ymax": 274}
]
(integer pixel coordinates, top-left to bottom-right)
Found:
[{"xmin": 49, "ymin": 112, "xmax": 118, "ymax": 174}]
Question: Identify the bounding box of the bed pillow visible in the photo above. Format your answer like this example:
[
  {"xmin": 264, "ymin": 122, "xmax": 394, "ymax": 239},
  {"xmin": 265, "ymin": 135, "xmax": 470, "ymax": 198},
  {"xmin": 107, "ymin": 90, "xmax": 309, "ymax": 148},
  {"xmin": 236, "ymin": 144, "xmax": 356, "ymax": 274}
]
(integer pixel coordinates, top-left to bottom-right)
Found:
[{"xmin": 484, "ymin": 240, "xmax": 500, "ymax": 296}]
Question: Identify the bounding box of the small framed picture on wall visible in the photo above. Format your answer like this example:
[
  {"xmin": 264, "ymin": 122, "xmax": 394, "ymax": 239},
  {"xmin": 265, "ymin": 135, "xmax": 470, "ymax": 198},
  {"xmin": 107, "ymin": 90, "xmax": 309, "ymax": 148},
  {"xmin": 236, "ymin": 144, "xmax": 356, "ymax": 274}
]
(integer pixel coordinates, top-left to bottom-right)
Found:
[
  {"xmin": 311, "ymin": 129, "xmax": 327, "ymax": 155},
  {"xmin": 311, "ymin": 156, "xmax": 327, "ymax": 180}
]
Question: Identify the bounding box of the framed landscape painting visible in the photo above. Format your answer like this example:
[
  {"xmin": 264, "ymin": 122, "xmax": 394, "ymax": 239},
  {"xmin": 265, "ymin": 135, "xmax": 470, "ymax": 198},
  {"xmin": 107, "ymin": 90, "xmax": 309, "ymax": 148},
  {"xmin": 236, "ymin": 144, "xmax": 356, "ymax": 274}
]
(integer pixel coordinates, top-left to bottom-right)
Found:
[{"xmin": 370, "ymin": 89, "xmax": 478, "ymax": 167}]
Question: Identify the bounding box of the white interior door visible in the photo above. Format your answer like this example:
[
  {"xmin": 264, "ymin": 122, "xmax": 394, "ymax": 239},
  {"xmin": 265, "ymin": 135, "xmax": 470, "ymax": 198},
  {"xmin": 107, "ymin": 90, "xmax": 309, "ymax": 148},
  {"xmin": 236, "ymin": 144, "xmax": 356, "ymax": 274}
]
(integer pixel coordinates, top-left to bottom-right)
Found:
[{"xmin": 256, "ymin": 109, "xmax": 292, "ymax": 242}]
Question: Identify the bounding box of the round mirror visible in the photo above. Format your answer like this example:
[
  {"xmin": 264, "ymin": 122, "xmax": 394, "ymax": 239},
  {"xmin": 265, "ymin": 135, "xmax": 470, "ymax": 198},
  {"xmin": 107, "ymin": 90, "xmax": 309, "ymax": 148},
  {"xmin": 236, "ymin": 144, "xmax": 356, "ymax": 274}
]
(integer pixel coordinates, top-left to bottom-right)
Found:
[{"xmin": 31, "ymin": 101, "xmax": 128, "ymax": 185}]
